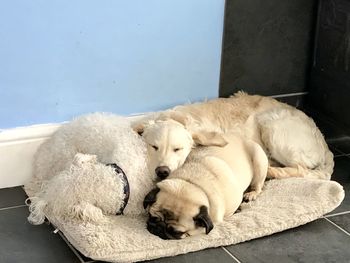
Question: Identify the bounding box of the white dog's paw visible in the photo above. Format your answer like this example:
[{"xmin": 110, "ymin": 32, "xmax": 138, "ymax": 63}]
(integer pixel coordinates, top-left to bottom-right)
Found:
[
  {"xmin": 70, "ymin": 202, "xmax": 107, "ymax": 223},
  {"xmin": 243, "ymin": 191, "xmax": 260, "ymax": 202}
]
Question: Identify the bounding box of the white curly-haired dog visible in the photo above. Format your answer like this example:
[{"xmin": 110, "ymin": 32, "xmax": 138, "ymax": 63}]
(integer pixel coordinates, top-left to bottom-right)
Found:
[
  {"xmin": 133, "ymin": 92, "xmax": 334, "ymax": 181},
  {"xmin": 25, "ymin": 113, "xmax": 153, "ymax": 225}
]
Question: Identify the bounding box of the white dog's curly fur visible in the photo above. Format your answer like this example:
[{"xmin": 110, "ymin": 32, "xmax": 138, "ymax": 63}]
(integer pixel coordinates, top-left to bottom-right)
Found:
[{"xmin": 25, "ymin": 113, "xmax": 153, "ymax": 225}]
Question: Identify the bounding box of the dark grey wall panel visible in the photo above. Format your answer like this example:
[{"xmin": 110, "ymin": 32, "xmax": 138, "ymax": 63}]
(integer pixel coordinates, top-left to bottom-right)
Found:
[
  {"xmin": 308, "ymin": 0, "xmax": 350, "ymax": 131},
  {"xmin": 219, "ymin": 0, "xmax": 317, "ymax": 97}
]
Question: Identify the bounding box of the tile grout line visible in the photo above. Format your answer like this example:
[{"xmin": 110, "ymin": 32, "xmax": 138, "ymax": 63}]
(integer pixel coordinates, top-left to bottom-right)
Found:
[
  {"xmin": 323, "ymin": 217, "xmax": 350, "ymax": 237},
  {"xmin": 269, "ymin": 92, "xmax": 308, "ymax": 98},
  {"xmin": 327, "ymin": 136, "xmax": 350, "ymax": 142},
  {"xmin": 327, "ymin": 139, "xmax": 350, "ymax": 156},
  {"xmin": 333, "ymin": 154, "xmax": 350, "ymax": 158},
  {"xmin": 331, "ymin": 145, "xmax": 347, "ymax": 156},
  {"xmin": 221, "ymin": 247, "xmax": 242, "ymax": 263},
  {"xmin": 0, "ymin": 204, "xmax": 27, "ymax": 211},
  {"xmin": 57, "ymin": 231, "xmax": 86, "ymax": 263},
  {"xmin": 324, "ymin": 211, "xmax": 350, "ymax": 218}
]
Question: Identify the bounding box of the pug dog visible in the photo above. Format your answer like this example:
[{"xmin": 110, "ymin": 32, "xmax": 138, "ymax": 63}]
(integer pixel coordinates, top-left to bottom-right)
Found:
[{"xmin": 143, "ymin": 132, "xmax": 269, "ymax": 239}]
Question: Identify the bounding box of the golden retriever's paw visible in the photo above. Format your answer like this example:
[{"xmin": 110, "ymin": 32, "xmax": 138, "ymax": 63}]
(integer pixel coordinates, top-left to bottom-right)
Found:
[{"xmin": 243, "ymin": 191, "xmax": 259, "ymax": 202}]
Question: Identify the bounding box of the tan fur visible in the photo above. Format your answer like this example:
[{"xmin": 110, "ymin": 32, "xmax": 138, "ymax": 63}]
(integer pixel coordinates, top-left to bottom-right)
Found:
[
  {"xmin": 135, "ymin": 119, "xmax": 227, "ymax": 180},
  {"xmin": 136, "ymin": 92, "xmax": 334, "ymax": 180},
  {"xmin": 148, "ymin": 132, "xmax": 268, "ymax": 238}
]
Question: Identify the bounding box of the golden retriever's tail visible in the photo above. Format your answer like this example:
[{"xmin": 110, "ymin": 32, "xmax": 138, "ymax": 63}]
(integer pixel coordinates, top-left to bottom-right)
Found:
[
  {"xmin": 267, "ymin": 165, "xmax": 304, "ymax": 179},
  {"xmin": 267, "ymin": 150, "xmax": 334, "ymax": 180}
]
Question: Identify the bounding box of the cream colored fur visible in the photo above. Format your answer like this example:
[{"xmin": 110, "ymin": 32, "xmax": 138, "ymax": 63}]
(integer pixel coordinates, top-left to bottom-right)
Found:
[
  {"xmin": 42, "ymin": 178, "xmax": 344, "ymax": 262},
  {"xmin": 137, "ymin": 119, "xmax": 227, "ymax": 179},
  {"xmin": 148, "ymin": 131, "xmax": 268, "ymax": 238},
  {"xmin": 25, "ymin": 113, "xmax": 153, "ymax": 224},
  {"xmin": 140, "ymin": 119, "xmax": 194, "ymax": 180},
  {"xmin": 28, "ymin": 154, "xmax": 126, "ymax": 224},
  {"xmin": 20, "ymin": 111, "xmax": 344, "ymax": 262},
  {"xmin": 134, "ymin": 92, "xmax": 334, "ymax": 180}
]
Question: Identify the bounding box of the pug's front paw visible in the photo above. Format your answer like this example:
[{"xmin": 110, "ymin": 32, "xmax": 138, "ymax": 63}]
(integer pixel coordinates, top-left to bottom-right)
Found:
[{"xmin": 243, "ymin": 191, "xmax": 259, "ymax": 202}]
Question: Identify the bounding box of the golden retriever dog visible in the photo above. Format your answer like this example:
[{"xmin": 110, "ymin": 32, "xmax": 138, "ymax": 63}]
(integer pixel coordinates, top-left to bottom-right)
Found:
[
  {"xmin": 143, "ymin": 130, "xmax": 268, "ymax": 239},
  {"xmin": 133, "ymin": 92, "xmax": 334, "ymax": 181},
  {"xmin": 136, "ymin": 119, "xmax": 227, "ymax": 180}
]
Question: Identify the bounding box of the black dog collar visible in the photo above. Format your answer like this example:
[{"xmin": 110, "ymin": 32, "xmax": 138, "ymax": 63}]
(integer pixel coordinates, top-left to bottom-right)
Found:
[{"xmin": 106, "ymin": 163, "xmax": 130, "ymax": 215}]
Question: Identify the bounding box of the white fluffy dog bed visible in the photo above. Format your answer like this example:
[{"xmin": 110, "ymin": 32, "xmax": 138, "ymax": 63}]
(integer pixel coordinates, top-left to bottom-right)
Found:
[
  {"xmin": 23, "ymin": 113, "xmax": 344, "ymax": 262},
  {"xmin": 40, "ymin": 178, "xmax": 343, "ymax": 262}
]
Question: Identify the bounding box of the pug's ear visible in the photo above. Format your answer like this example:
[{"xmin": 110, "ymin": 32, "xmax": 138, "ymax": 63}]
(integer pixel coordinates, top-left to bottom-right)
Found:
[
  {"xmin": 193, "ymin": 206, "xmax": 214, "ymax": 234},
  {"xmin": 192, "ymin": 131, "xmax": 228, "ymax": 147},
  {"xmin": 143, "ymin": 187, "xmax": 160, "ymax": 209}
]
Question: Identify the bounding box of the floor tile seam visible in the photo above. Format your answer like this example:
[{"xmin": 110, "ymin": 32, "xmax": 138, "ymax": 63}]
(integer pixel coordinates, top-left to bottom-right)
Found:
[
  {"xmin": 269, "ymin": 92, "xmax": 308, "ymax": 98},
  {"xmin": 327, "ymin": 136, "xmax": 350, "ymax": 142},
  {"xmin": 221, "ymin": 247, "xmax": 242, "ymax": 263},
  {"xmin": 331, "ymin": 146, "xmax": 348, "ymax": 156},
  {"xmin": 325, "ymin": 211, "xmax": 350, "ymax": 218},
  {"xmin": 57, "ymin": 231, "xmax": 86, "ymax": 263},
  {"xmin": 333, "ymin": 153, "xmax": 349, "ymax": 158},
  {"xmin": 311, "ymin": 110, "xmax": 348, "ymax": 128},
  {"xmin": 0, "ymin": 204, "xmax": 27, "ymax": 211},
  {"xmin": 323, "ymin": 217, "xmax": 350, "ymax": 237},
  {"xmin": 333, "ymin": 152, "xmax": 350, "ymax": 159}
]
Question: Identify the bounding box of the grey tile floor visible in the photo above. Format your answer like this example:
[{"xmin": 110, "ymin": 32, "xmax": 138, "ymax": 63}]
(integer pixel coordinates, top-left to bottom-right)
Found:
[{"xmin": 1, "ymin": 131, "xmax": 350, "ymax": 262}]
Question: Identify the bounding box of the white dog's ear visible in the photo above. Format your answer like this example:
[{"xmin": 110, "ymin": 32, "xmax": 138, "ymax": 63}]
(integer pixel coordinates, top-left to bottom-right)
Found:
[
  {"xmin": 132, "ymin": 122, "xmax": 146, "ymax": 136},
  {"xmin": 192, "ymin": 131, "xmax": 228, "ymax": 147},
  {"xmin": 131, "ymin": 120, "xmax": 154, "ymax": 136}
]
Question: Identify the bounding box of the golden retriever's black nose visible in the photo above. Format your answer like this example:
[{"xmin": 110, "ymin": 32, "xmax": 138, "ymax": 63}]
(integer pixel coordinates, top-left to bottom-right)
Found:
[{"xmin": 155, "ymin": 166, "xmax": 170, "ymax": 179}]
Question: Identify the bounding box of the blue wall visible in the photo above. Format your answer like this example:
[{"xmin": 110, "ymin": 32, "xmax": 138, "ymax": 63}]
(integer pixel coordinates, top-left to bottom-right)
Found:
[{"xmin": 0, "ymin": 1, "xmax": 225, "ymax": 129}]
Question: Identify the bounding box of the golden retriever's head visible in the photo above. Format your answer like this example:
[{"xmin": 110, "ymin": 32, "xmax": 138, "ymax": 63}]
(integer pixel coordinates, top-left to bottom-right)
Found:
[{"xmin": 133, "ymin": 114, "xmax": 227, "ymax": 180}]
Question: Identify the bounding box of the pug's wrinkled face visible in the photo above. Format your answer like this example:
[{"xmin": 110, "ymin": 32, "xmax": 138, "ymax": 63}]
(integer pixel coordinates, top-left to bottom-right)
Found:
[{"xmin": 143, "ymin": 185, "xmax": 213, "ymax": 240}]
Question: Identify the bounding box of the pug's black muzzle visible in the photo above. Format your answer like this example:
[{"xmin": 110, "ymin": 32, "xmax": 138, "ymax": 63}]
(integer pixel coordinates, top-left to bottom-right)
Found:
[
  {"xmin": 147, "ymin": 217, "xmax": 169, "ymax": 240},
  {"xmin": 147, "ymin": 216, "xmax": 183, "ymax": 240}
]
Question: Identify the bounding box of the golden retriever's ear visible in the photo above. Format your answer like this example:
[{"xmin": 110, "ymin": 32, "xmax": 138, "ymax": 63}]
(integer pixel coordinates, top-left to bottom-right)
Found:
[
  {"xmin": 159, "ymin": 111, "xmax": 190, "ymax": 127},
  {"xmin": 192, "ymin": 131, "xmax": 228, "ymax": 147}
]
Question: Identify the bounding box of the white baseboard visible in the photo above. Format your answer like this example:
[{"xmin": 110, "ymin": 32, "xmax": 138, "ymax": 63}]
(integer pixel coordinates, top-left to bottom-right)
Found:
[
  {"xmin": 0, "ymin": 114, "xmax": 146, "ymax": 189},
  {"xmin": 0, "ymin": 123, "xmax": 62, "ymax": 189}
]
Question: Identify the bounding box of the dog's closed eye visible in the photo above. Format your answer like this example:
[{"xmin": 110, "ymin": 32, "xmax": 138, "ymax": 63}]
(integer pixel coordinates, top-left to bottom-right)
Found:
[
  {"xmin": 152, "ymin": 145, "xmax": 159, "ymax": 151},
  {"xmin": 148, "ymin": 216, "xmax": 161, "ymax": 223},
  {"xmin": 173, "ymin": 148, "xmax": 182, "ymax": 152},
  {"xmin": 162, "ymin": 209, "xmax": 175, "ymax": 220}
]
